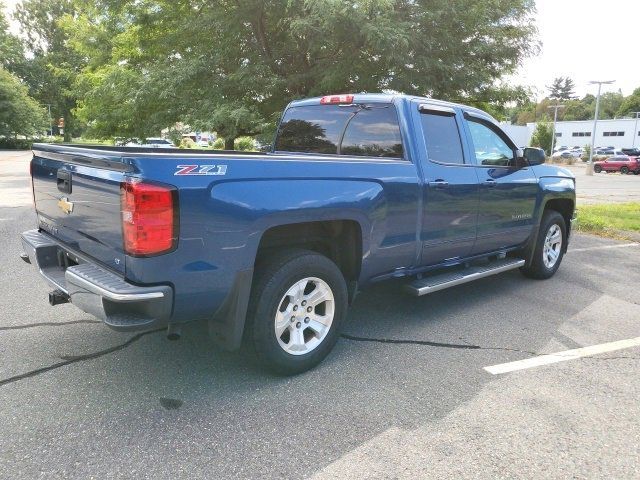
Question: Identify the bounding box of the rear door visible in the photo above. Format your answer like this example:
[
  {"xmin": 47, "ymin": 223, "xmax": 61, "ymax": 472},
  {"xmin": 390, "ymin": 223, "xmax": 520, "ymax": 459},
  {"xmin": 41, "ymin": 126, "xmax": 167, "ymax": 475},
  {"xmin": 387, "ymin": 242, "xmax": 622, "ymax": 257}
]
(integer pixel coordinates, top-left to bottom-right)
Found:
[
  {"xmin": 415, "ymin": 103, "xmax": 480, "ymax": 265},
  {"xmin": 462, "ymin": 112, "xmax": 538, "ymax": 255},
  {"xmin": 31, "ymin": 146, "xmax": 127, "ymax": 273}
]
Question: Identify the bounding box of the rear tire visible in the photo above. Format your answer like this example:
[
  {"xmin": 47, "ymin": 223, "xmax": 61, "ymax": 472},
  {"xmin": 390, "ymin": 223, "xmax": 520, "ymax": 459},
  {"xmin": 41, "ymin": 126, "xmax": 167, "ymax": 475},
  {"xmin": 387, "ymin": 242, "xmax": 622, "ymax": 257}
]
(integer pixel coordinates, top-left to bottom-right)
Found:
[
  {"xmin": 246, "ymin": 249, "xmax": 348, "ymax": 375},
  {"xmin": 594, "ymin": 165, "xmax": 602, "ymax": 173},
  {"xmin": 520, "ymin": 210, "xmax": 566, "ymax": 280},
  {"xmin": 621, "ymin": 166, "xmax": 629, "ymax": 174}
]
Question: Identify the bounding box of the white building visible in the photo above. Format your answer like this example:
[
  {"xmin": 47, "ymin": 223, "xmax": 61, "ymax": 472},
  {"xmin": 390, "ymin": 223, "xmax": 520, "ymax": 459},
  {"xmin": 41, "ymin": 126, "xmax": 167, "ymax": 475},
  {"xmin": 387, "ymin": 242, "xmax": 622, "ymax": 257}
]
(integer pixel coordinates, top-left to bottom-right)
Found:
[
  {"xmin": 499, "ymin": 122, "xmax": 534, "ymax": 148},
  {"xmin": 536, "ymin": 118, "xmax": 640, "ymax": 150},
  {"xmin": 501, "ymin": 117, "xmax": 640, "ymax": 150}
]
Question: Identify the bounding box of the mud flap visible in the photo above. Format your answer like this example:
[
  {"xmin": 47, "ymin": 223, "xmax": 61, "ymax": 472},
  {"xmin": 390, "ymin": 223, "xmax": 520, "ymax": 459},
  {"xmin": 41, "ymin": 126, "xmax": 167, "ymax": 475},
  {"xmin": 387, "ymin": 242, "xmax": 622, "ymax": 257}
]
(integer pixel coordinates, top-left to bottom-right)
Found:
[{"xmin": 208, "ymin": 268, "xmax": 253, "ymax": 350}]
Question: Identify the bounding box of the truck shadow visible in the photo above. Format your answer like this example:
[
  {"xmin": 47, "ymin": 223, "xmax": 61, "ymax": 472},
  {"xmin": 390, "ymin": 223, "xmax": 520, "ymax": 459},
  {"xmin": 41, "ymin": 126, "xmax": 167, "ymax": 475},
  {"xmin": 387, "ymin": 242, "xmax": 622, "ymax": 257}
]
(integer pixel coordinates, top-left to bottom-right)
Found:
[{"xmin": 2, "ymin": 247, "xmax": 605, "ymax": 479}]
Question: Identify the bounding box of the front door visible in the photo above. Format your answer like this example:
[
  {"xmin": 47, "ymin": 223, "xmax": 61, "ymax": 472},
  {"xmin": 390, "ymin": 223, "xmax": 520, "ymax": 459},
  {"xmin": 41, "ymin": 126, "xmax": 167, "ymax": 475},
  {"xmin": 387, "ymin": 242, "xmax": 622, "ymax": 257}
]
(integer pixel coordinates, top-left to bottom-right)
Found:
[
  {"xmin": 462, "ymin": 112, "xmax": 538, "ymax": 255},
  {"xmin": 417, "ymin": 103, "xmax": 480, "ymax": 266}
]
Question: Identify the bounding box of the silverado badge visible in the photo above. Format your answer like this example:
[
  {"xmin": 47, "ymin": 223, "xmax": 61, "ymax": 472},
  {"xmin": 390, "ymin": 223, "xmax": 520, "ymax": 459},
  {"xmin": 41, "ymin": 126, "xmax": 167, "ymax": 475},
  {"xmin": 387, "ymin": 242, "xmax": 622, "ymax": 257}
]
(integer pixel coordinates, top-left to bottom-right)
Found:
[{"xmin": 57, "ymin": 197, "xmax": 74, "ymax": 214}]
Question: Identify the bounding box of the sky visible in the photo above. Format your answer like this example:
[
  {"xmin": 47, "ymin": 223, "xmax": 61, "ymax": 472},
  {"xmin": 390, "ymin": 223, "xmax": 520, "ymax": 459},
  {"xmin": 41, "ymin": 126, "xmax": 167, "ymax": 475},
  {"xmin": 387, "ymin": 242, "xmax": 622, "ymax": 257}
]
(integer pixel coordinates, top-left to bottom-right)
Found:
[
  {"xmin": 512, "ymin": 0, "xmax": 640, "ymax": 99},
  {"xmin": 3, "ymin": 0, "xmax": 640, "ymax": 100}
]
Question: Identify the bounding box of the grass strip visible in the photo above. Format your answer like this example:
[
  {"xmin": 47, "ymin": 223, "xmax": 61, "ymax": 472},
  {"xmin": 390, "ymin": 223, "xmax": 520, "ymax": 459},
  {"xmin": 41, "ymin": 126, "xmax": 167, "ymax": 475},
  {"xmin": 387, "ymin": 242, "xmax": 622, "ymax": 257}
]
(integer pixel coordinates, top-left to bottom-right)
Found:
[{"xmin": 575, "ymin": 202, "xmax": 640, "ymax": 239}]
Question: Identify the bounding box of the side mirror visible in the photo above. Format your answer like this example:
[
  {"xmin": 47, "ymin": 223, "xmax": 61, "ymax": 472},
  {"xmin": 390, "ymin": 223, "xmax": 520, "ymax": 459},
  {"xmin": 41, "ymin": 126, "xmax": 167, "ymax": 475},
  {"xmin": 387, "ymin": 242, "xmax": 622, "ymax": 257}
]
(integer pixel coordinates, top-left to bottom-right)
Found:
[{"xmin": 523, "ymin": 147, "xmax": 546, "ymax": 166}]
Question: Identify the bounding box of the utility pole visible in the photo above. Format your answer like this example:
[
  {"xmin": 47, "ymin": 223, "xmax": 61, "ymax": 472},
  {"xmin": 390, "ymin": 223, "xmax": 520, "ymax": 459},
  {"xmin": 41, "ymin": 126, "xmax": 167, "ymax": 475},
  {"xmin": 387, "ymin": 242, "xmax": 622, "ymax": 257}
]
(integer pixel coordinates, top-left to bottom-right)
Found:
[
  {"xmin": 586, "ymin": 80, "xmax": 615, "ymax": 176},
  {"xmin": 548, "ymin": 104, "xmax": 565, "ymax": 155},
  {"xmin": 45, "ymin": 104, "xmax": 52, "ymax": 136},
  {"xmin": 632, "ymin": 112, "xmax": 640, "ymax": 149}
]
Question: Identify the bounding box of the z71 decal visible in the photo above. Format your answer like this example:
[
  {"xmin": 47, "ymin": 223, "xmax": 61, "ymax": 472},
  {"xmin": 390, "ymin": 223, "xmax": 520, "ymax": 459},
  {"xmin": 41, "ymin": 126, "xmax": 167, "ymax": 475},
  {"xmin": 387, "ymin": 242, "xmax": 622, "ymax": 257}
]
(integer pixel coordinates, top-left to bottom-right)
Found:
[{"xmin": 175, "ymin": 165, "xmax": 228, "ymax": 176}]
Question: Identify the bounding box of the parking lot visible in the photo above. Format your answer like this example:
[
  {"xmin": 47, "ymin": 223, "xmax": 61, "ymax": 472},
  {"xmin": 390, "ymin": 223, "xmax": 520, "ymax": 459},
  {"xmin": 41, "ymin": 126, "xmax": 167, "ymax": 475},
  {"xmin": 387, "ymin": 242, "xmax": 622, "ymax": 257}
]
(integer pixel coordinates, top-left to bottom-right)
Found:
[
  {"xmin": 565, "ymin": 163, "xmax": 640, "ymax": 205},
  {"xmin": 1, "ymin": 151, "xmax": 639, "ymax": 479}
]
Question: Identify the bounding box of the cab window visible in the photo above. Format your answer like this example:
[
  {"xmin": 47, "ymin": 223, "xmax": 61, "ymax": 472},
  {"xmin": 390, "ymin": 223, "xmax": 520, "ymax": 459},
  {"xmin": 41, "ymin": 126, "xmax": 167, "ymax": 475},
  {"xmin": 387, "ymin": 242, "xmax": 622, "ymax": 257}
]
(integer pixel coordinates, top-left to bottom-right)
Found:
[
  {"xmin": 466, "ymin": 118, "xmax": 515, "ymax": 167},
  {"xmin": 275, "ymin": 104, "xmax": 403, "ymax": 158},
  {"xmin": 420, "ymin": 112, "xmax": 465, "ymax": 164}
]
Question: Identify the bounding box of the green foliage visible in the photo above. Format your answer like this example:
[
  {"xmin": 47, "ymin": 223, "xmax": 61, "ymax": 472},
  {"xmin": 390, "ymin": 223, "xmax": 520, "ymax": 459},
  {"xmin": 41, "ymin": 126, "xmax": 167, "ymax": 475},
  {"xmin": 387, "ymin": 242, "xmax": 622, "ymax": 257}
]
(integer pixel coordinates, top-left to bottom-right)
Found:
[
  {"xmin": 212, "ymin": 138, "xmax": 225, "ymax": 150},
  {"xmin": 577, "ymin": 203, "xmax": 640, "ymax": 238},
  {"xmin": 0, "ymin": 135, "xmax": 62, "ymax": 149},
  {"xmin": 65, "ymin": 0, "xmax": 539, "ymax": 147},
  {"xmin": 547, "ymin": 77, "xmax": 575, "ymax": 100},
  {"xmin": 13, "ymin": 0, "xmax": 85, "ymax": 140},
  {"xmin": 0, "ymin": 2, "xmax": 25, "ymax": 72},
  {"xmin": 235, "ymin": 137, "xmax": 256, "ymax": 151},
  {"xmin": 0, "ymin": 67, "xmax": 47, "ymax": 137},
  {"xmin": 582, "ymin": 144, "xmax": 591, "ymax": 162},
  {"xmin": 597, "ymin": 91, "xmax": 624, "ymax": 119},
  {"xmin": 512, "ymin": 87, "xmax": 640, "ymax": 124},
  {"xmin": 179, "ymin": 137, "xmax": 196, "ymax": 149},
  {"xmin": 616, "ymin": 87, "xmax": 640, "ymax": 118},
  {"xmin": 529, "ymin": 122, "xmax": 553, "ymax": 155}
]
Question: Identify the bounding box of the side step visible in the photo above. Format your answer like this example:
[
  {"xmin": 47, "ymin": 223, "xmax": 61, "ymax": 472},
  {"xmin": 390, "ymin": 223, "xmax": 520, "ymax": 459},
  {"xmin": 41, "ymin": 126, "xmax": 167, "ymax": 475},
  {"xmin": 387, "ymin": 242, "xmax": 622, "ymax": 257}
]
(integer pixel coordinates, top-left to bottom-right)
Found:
[{"xmin": 406, "ymin": 258, "xmax": 525, "ymax": 296}]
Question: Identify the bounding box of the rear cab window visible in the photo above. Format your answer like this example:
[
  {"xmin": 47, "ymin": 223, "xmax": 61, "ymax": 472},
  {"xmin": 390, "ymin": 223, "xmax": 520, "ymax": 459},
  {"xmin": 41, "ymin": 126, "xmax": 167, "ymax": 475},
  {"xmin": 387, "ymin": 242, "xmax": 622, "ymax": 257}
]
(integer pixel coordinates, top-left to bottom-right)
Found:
[
  {"xmin": 275, "ymin": 103, "xmax": 404, "ymax": 158},
  {"xmin": 418, "ymin": 106, "xmax": 466, "ymax": 165}
]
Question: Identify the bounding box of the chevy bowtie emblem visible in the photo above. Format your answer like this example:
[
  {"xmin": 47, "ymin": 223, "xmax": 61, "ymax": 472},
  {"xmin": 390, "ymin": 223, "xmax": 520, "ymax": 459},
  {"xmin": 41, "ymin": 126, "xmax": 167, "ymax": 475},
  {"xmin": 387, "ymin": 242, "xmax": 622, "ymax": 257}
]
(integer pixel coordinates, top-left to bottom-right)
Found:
[{"xmin": 57, "ymin": 197, "xmax": 74, "ymax": 214}]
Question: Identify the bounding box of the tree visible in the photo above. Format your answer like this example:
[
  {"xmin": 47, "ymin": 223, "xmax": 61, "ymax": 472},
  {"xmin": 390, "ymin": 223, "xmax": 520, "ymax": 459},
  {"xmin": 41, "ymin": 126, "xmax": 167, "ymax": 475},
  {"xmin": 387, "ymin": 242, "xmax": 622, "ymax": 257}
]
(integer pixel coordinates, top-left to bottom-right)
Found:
[
  {"xmin": 598, "ymin": 91, "xmax": 624, "ymax": 119},
  {"xmin": 547, "ymin": 77, "xmax": 564, "ymax": 100},
  {"xmin": 67, "ymin": 0, "xmax": 538, "ymax": 147},
  {"xmin": 559, "ymin": 77, "xmax": 576, "ymax": 100},
  {"xmin": 562, "ymin": 95, "xmax": 594, "ymax": 121},
  {"xmin": 0, "ymin": 67, "xmax": 47, "ymax": 137},
  {"xmin": 13, "ymin": 0, "xmax": 84, "ymax": 140},
  {"xmin": 0, "ymin": 1, "xmax": 25, "ymax": 72},
  {"xmin": 616, "ymin": 87, "xmax": 640, "ymax": 117},
  {"xmin": 547, "ymin": 77, "xmax": 576, "ymax": 101},
  {"xmin": 529, "ymin": 122, "xmax": 553, "ymax": 155}
]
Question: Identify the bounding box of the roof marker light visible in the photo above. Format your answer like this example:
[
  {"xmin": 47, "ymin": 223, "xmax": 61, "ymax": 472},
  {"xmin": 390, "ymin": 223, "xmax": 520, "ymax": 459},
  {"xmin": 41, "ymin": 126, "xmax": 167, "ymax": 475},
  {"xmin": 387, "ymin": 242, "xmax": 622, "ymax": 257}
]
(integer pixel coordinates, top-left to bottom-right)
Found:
[{"xmin": 320, "ymin": 94, "xmax": 354, "ymax": 105}]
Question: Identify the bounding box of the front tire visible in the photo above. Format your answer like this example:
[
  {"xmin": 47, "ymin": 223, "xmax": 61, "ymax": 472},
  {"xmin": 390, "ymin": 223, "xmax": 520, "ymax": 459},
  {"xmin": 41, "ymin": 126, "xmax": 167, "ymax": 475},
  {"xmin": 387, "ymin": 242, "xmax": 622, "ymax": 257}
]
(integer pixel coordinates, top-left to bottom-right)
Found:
[
  {"xmin": 520, "ymin": 210, "xmax": 566, "ymax": 280},
  {"xmin": 246, "ymin": 249, "xmax": 348, "ymax": 375},
  {"xmin": 594, "ymin": 165, "xmax": 602, "ymax": 173}
]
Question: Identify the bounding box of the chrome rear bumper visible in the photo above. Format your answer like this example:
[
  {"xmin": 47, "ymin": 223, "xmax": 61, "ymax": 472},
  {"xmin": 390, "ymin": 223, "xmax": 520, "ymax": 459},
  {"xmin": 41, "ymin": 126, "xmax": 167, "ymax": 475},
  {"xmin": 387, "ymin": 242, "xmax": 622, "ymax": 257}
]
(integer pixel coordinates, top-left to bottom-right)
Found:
[{"xmin": 20, "ymin": 229, "xmax": 173, "ymax": 331}]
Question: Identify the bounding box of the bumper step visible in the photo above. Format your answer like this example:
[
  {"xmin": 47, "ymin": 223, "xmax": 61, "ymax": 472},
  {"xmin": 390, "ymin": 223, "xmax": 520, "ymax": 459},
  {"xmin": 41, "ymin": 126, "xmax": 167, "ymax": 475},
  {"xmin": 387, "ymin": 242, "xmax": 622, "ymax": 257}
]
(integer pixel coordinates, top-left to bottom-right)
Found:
[
  {"xmin": 406, "ymin": 258, "xmax": 525, "ymax": 296},
  {"xmin": 20, "ymin": 229, "xmax": 173, "ymax": 331}
]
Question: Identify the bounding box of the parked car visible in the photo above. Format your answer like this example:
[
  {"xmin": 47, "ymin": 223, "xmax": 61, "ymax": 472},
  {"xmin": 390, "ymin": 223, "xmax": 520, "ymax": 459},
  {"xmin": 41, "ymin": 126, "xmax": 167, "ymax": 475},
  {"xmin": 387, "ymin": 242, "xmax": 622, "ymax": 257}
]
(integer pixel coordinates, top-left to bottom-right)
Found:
[
  {"xmin": 125, "ymin": 137, "xmax": 177, "ymax": 148},
  {"xmin": 594, "ymin": 155, "xmax": 640, "ymax": 174},
  {"xmin": 594, "ymin": 148, "xmax": 624, "ymax": 156},
  {"xmin": 21, "ymin": 93, "xmax": 576, "ymax": 374},
  {"xmin": 621, "ymin": 148, "xmax": 640, "ymax": 157},
  {"xmin": 551, "ymin": 149, "xmax": 580, "ymax": 159}
]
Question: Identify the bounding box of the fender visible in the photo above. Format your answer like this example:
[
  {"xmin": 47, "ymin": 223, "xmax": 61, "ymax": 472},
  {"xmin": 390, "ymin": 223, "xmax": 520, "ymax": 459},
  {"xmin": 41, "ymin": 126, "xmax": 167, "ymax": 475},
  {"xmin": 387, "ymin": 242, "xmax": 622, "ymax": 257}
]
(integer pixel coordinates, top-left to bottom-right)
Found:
[
  {"xmin": 207, "ymin": 178, "xmax": 386, "ymax": 350},
  {"xmin": 521, "ymin": 170, "xmax": 576, "ymax": 266}
]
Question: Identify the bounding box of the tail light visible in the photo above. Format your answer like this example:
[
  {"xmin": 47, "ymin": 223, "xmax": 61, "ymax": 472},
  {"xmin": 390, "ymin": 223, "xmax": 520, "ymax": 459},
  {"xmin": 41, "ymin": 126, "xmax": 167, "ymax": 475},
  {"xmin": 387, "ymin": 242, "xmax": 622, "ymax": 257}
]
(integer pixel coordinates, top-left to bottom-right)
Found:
[{"xmin": 120, "ymin": 179, "xmax": 178, "ymax": 256}]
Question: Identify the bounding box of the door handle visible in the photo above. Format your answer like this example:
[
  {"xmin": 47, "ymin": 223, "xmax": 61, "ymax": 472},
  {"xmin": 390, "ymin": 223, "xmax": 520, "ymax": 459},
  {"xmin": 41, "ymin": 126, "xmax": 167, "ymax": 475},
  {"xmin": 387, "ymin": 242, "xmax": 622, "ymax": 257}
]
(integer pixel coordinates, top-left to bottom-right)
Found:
[
  {"xmin": 484, "ymin": 179, "xmax": 497, "ymax": 188},
  {"xmin": 428, "ymin": 179, "xmax": 449, "ymax": 189}
]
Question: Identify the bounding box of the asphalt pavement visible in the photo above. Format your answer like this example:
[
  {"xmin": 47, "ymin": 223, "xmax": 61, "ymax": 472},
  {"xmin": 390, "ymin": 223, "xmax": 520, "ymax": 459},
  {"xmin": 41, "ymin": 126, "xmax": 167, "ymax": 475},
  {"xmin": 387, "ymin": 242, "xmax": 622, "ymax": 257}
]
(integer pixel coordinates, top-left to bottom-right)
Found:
[{"xmin": 1, "ymin": 151, "xmax": 639, "ymax": 479}]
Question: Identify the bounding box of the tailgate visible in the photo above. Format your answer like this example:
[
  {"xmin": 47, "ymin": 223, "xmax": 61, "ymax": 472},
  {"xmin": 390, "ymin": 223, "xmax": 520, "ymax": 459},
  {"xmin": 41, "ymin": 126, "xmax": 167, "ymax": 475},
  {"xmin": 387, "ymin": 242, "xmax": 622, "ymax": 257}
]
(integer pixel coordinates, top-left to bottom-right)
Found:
[{"xmin": 31, "ymin": 144, "xmax": 130, "ymax": 274}]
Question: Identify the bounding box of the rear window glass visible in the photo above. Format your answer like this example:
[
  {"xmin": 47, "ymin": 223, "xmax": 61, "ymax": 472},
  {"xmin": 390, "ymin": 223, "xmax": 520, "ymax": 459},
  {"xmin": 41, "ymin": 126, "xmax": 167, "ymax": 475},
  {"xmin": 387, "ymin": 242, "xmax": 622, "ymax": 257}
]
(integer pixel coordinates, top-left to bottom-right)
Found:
[
  {"xmin": 275, "ymin": 104, "xmax": 403, "ymax": 158},
  {"xmin": 275, "ymin": 105, "xmax": 353, "ymax": 154},
  {"xmin": 341, "ymin": 106, "xmax": 403, "ymax": 157}
]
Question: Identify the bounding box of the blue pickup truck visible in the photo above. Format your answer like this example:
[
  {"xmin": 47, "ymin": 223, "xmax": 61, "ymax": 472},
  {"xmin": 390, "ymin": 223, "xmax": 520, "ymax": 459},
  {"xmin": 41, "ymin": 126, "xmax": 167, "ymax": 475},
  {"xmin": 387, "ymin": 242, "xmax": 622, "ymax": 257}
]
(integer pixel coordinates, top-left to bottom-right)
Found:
[{"xmin": 21, "ymin": 93, "xmax": 575, "ymax": 374}]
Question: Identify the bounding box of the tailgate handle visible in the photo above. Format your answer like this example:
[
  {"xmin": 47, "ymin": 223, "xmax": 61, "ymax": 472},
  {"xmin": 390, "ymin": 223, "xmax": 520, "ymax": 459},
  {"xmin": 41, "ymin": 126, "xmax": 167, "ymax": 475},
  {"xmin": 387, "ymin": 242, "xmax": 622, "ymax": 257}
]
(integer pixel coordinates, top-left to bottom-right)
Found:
[{"xmin": 57, "ymin": 170, "xmax": 72, "ymax": 194}]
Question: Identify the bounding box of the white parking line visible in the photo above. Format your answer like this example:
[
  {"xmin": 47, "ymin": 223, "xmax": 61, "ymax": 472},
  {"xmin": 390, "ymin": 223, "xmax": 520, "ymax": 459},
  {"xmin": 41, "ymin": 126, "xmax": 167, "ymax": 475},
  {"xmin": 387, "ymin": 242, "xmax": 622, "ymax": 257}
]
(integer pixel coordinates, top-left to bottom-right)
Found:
[
  {"xmin": 570, "ymin": 243, "xmax": 639, "ymax": 253},
  {"xmin": 484, "ymin": 337, "xmax": 640, "ymax": 375}
]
